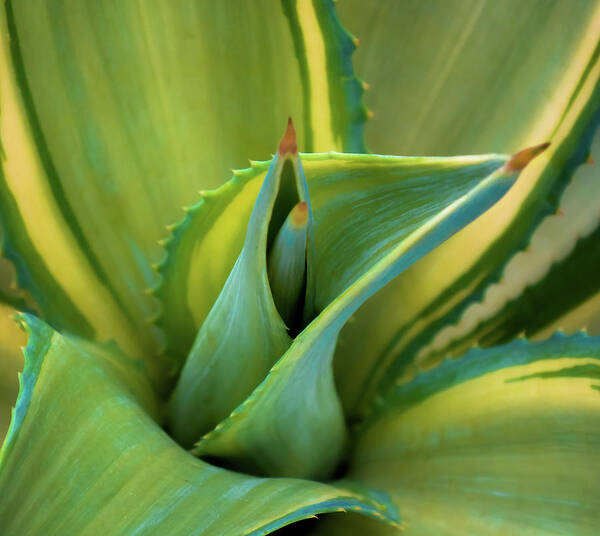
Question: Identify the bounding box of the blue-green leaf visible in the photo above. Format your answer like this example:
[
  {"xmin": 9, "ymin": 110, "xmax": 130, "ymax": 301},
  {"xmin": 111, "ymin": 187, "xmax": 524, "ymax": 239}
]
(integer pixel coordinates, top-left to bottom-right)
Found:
[
  {"xmin": 0, "ymin": 315, "xmax": 400, "ymax": 535},
  {"xmin": 193, "ymin": 150, "xmax": 525, "ymax": 479},
  {"xmin": 343, "ymin": 334, "xmax": 600, "ymax": 536},
  {"xmin": 168, "ymin": 126, "xmax": 310, "ymax": 447},
  {"xmin": 0, "ymin": 304, "xmax": 25, "ymax": 445},
  {"xmin": 339, "ymin": 0, "xmax": 599, "ymax": 156},
  {"xmin": 0, "ymin": 0, "xmax": 362, "ymax": 366},
  {"xmin": 334, "ymin": 38, "xmax": 600, "ymax": 415},
  {"xmin": 155, "ymin": 151, "xmax": 512, "ymax": 368}
]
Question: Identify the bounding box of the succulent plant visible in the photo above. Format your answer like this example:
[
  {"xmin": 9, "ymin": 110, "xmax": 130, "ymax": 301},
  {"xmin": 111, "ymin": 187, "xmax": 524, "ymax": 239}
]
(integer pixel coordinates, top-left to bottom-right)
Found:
[{"xmin": 1, "ymin": 1, "xmax": 599, "ymax": 535}]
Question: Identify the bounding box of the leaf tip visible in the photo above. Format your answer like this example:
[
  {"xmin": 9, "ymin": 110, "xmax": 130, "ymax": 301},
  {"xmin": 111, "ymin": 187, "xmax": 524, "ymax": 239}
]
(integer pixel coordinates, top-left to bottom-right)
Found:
[
  {"xmin": 505, "ymin": 141, "xmax": 550, "ymax": 172},
  {"xmin": 289, "ymin": 201, "xmax": 309, "ymax": 229},
  {"xmin": 278, "ymin": 117, "xmax": 298, "ymax": 155}
]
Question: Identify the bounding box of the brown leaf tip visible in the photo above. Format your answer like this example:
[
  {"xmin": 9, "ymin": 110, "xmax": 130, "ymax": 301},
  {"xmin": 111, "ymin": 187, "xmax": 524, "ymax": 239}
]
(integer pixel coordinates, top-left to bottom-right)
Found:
[
  {"xmin": 289, "ymin": 201, "xmax": 309, "ymax": 229},
  {"xmin": 278, "ymin": 117, "xmax": 297, "ymax": 155},
  {"xmin": 506, "ymin": 142, "xmax": 551, "ymax": 172}
]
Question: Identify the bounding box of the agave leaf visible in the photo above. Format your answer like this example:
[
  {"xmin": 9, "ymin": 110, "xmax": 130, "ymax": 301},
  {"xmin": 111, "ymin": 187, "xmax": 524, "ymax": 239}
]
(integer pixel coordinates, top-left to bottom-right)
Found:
[
  {"xmin": 156, "ymin": 151, "xmax": 512, "ymax": 366},
  {"xmin": 405, "ymin": 133, "xmax": 600, "ymax": 372},
  {"xmin": 168, "ymin": 124, "xmax": 310, "ymax": 447},
  {"xmin": 0, "ymin": 315, "xmax": 400, "ymax": 535},
  {"xmin": 0, "ymin": 304, "xmax": 25, "ymax": 445},
  {"xmin": 307, "ymin": 153, "xmax": 511, "ymax": 311},
  {"xmin": 154, "ymin": 163, "xmax": 268, "ymax": 361},
  {"xmin": 192, "ymin": 153, "xmax": 525, "ymax": 479},
  {"xmin": 334, "ymin": 35, "xmax": 600, "ymax": 414},
  {"xmin": 0, "ymin": 0, "xmax": 360, "ymax": 362},
  {"xmin": 0, "ymin": 240, "xmax": 30, "ymax": 313},
  {"xmin": 330, "ymin": 334, "xmax": 600, "ymax": 536},
  {"xmin": 494, "ymin": 131, "xmax": 600, "ymax": 339},
  {"xmin": 193, "ymin": 323, "xmax": 346, "ymax": 480},
  {"xmin": 339, "ymin": 0, "xmax": 599, "ymax": 156},
  {"xmin": 537, "ymin": 280, "xmax": 600, "ymax": 338}
]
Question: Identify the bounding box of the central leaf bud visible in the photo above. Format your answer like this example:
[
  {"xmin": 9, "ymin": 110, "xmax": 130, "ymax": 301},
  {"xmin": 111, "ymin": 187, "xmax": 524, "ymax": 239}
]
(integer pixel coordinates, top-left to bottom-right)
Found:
[
  {"xmin": 268, "ymin": 201, "xmax": 309, "ymax": 330},
  {"xmin": 167, "ymin": 118, "xmax": 318, "ymax": 451}
]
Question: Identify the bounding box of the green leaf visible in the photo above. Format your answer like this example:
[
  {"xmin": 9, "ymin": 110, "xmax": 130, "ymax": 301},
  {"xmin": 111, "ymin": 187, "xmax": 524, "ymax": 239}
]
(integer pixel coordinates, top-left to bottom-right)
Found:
[
  {"xmin": 345, "ymin": 334, "xmax": 600, "ymax": 536},
  {"xmin": 0, "ymin": 304, "xmax": 25, "ymax": 446},
  {"xmin": 153, "ymin": 163, "xmax": 268, "ymax": 361},
  {"xmin": 193, "ymin": 152, "xmax": 523, "ymax": 479},
  {"xmin": 333, "ymin": 31, "xmax": 600, "ymax": 415},
  {"xmin": 156, "ymin": 151, "xmax": 511, "ymax": 366},
  {"xmin": 167, "ymin": 131, "xmax": 311, "ymax": 447},
  {"xmin": 339, "ymin": 0, "xmax": 599, "ymax": 156},
  {"xmin": 193, "ymin": 322, "xmax": 346, "ymax": 480},
  {"xmin": 408, "ymin": 132, "xmax": 600, "ymax": 371},
  {"xmin": 307, "ymin": 153, "xmax": 511, "ymax": 311},
  {"xmin": 284, "ymin": 0, "xmax": 368, "ymax": 153},
  {"xmin": 268, "ymin": 201, "xmax": 311, "ymax": 326},
  {"xmin": 0, "ymin": 238, "xmax": 31, "ymax": 313},
  {"xmin": 0, "ymin": 0, "xmax": 362, "ymax": 362},
  {"xmin": 0, "ymin": 315, "xmax": 400, "ymax": 535}
]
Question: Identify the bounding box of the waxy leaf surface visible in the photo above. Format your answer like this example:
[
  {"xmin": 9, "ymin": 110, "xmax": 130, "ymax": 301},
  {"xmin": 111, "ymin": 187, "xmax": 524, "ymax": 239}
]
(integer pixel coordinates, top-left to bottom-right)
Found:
[
  {"xmin": 336, "ymin": 334, "xmax": 600, "ymax": 536},
  {"xmin": 0, "ymin": 315, "xmax": 400, "ymax": 535},
  {"xmin": 0, "ymin": 0, "xmax": 362, "ymax": 366},
  {"xmin": 192, "ymin": 153, "xmax": 522, "ymax": 479},
  {"xmin": 332, "ymin": 21, "xmax": 600, "ymax": 414},
  {"xmin": 168, "ymin": 139, "xmax": 311, "ymax": 447},
  {"xmin": 157, "ymin": 152, "xmax": 509, "ymax": 366}
]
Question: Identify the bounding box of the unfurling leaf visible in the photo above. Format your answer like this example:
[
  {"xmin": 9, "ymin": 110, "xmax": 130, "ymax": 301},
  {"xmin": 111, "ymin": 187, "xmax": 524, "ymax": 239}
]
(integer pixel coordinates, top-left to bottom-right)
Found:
[
  {"xmin": 268, "ymin": 201, "xmax": 310, "ymax": 328},
  {"xmin": 176, "ymin": 133, "xmax": 534, "ymax": 479}
]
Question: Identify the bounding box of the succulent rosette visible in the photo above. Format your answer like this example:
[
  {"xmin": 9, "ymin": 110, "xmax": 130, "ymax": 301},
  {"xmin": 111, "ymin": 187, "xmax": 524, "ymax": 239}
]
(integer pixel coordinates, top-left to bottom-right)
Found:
[{"xmin": 0, "ymin": 1, "xmax": 599, "ymax": 535}]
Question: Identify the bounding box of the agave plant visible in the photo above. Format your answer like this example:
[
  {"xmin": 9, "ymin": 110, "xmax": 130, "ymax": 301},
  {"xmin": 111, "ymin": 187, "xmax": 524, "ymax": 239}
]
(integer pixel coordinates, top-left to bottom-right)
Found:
[{"xmin": 1, "ymin": 1, "xmax": 600, "ymax": 535}]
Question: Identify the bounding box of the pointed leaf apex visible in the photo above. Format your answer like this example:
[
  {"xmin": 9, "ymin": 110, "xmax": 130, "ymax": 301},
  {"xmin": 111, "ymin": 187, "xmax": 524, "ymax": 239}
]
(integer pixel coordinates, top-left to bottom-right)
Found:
[
  {"xmin": 289, "ymin": 201, "xmax": 309, "ymax": 229},
  {"xmin": 278, "ymin": 117, "xmax": 298, "ymax": 155},
  {"xmin": 505, "ymin": 142, "xmax": 551, "ymax": 172}
]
